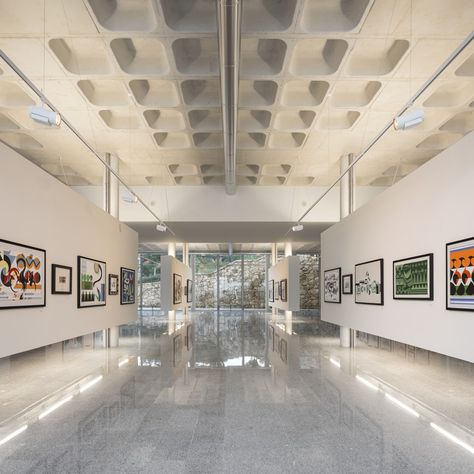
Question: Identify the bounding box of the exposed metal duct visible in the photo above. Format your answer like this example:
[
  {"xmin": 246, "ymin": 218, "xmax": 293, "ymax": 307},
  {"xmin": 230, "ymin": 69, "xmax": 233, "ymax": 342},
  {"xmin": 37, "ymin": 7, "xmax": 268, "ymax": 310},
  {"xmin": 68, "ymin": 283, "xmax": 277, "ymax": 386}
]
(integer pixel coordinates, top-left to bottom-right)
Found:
[{"xmin": 217, "ymin": 0, "xmax": 242, "ymax": 195}]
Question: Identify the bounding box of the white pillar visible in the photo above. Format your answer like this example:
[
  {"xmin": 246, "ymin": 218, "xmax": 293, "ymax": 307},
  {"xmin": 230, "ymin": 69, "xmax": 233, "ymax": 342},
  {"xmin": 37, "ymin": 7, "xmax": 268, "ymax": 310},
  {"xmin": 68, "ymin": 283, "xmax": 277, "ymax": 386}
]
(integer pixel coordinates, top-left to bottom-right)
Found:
[
  {"xmin": 183, "ymin": 243, "xmax": 189, "ymax": 266},
  {"xmin": 284, "ymin": 241, "xmax": 292, "ymax": 257},
  {"xmin": 168, "ymin": 242, "xmax": 176, "ymax": 258},
  {"xmin": 339, "ymin": 153, "xmax": 356, "ymax": 348},
  {"xmin": 168, "ymin": 242, "xmax": 177, "ymax": 329},
  {"xmin": 284, "ymin": 242, "xmax": 293, "ymax": 330},
  {"xmin": 104, "ymin": 153, "xmax": 120, "ymax": 348},
  {"xmin": 271, "ymin": 243, "xmax": 277, "ymax": 320}
]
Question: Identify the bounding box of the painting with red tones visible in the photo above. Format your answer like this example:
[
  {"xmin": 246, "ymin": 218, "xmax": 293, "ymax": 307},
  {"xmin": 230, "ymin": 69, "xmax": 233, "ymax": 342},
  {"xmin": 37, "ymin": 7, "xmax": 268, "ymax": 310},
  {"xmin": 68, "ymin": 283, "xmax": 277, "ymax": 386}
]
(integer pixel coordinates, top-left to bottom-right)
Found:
[{"xmin": 447, "ymin": 237, "xmax": 474, "ymax": 311}]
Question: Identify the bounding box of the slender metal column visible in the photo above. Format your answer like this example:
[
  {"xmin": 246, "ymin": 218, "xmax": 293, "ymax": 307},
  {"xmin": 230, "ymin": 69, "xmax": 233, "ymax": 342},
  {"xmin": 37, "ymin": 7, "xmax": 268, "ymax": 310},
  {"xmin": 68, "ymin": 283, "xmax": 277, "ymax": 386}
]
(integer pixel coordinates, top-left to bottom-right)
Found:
[
  {"xmin": 284, "ymin": 242, "xmax": 293, "ymax": 335},
  {"xmin": 339, "ymin": 153, "xmax": 356, "ymax": 349}
]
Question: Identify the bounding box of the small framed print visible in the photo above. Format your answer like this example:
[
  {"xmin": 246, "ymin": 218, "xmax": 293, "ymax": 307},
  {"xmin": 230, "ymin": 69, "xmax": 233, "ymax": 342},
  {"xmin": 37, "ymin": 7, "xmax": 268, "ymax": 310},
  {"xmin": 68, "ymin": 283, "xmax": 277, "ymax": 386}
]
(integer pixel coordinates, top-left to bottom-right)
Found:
[
  {"xmin": 52, "ymin": 264, "xmax": 72, "ymax": 295},
  {"xmin": 342, "ymin": 274, "xmax": 353, "ymax": 295},
  {"xmin": 268, "ymin": 279, "xmax": 274, "ymax": 302},
  {"xmin": 280, "ymin": 279, "xmax": 288, "ymax": 302},
  {"xmin": 173, "ymin": 273, "xmax": 182, "ymax": 305},
  {"xmin": 324, "ymin": 267, "xmax": 341, "ymax": 303},
  {"xmin": 186, "ymin": 279, "xmax": 193, "ymax": 303},
  {"xmin": 108, "ymin": 274, "xmax": 119, "ymax": 296}
]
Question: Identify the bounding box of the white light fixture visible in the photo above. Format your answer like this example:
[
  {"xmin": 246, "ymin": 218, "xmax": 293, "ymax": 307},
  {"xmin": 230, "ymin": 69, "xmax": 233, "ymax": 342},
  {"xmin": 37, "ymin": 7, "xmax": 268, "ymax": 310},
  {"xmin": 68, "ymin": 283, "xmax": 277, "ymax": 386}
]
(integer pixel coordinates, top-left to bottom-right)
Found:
[
  {"xmin": 79, "ymin": 375, "xmax": 103, "ymax": 393},
  {"xmin": 356, "ymin": 375, "xmax": 379, "ymax": 391},
  {"xmin": 430, "ymin": 423, "xmax": 474, "ymax": 455},
  {"xmin": 393, "ymin": 108, "xmax": 425, "ymax": 130},
  {"xmin": 38, "ymin": 395, "xmax": 73, "ymax": 420},
  {"xmin": 121, "ymin": 192, "xmax": 138, "ymax": 204},
  {"xmin": 292, "ymin": 224, "xmax": 304, "ymax": 232},
  {"xmin": 156, "ymin": 223, "xmax": 167, "ymax": 232},
  {"xmin": 0, "ymin": 425, "xmax": 28, "ymax": 446},
  {"xmin": 29, "ymin": 105, "xmax": 61, "ymax": 126},
  {"xmin": 385, "ymin": 393, "xmax": 420, "ymax": 418}
]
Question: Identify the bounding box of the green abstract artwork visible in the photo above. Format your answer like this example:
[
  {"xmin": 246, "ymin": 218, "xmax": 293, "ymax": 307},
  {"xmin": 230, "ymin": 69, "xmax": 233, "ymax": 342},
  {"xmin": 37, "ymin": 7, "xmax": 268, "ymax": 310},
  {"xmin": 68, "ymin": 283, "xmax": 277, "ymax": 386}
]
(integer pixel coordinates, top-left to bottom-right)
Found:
[{"xmin": 393, "ymin": 254, "xmax": 433, "ymax": 300}]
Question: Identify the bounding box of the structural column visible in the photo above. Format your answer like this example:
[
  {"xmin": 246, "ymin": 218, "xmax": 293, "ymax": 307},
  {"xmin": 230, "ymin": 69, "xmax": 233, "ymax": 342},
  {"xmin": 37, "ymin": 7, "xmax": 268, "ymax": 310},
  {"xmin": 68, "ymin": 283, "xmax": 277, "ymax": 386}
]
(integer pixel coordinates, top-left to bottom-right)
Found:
[
  {"xmin": 339, "ymin": 153, "xmax": 356, "ymax": 348},
  {"xmin": 284, "ymin": 242, "xmax": 293, "ymax": 335},
  {"xmin": 103, "ymin": 153, "xmax": 120, "ymax": 348},
  {"xmin": 183, "ymin": 243, "xmax": 189, "ymax": 320},
  {"xmin": 168, "ymin": 242, "xmax": 176, "ymax": 334},
  {"xmin": 271, "ymin": 243, "xmax": 277, "ymax": 321}
]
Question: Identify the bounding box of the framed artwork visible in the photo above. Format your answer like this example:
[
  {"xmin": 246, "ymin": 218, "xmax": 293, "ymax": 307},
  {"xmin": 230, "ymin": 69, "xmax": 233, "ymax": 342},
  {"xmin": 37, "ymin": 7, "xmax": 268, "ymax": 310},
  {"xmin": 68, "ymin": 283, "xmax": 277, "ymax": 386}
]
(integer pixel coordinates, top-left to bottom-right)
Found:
[
  {"xmin": 280, "ymin": 338, "xmax": 287, "ymax": 363},
  {"xmin": 324, "ymin": 267, "xmax": 341, "ymax": 303},
  {"xmin": 173, "ymin": 334, "xmax": 182, "ymax": 367},
  {"xmin": 355, "ymin": 259, "xmax": 384, "ymax": 305},
  {"xmin": 120, "ymin": 267, "xmax": 135, "ymax": 305},
  {"xmin": 108, "ymin": 274, "xmax": 119, "ymax": 296},
  {"xmin": 0, "ymin": 239, "xmax": 46, "ymax": 309},
  {"xmin": 173, "ymin": 273, "xmax": 182, "ymax": 304},
  {"xmin": 52, "ymin": 264, "xmax": 72, "ymax": 295},
  {"xmin": 393, "ymin": 254, "xmax": 433, "ymax": 300},
  {"xmin": 280, "ymin": 278, "xmax": 288, "ymax": 302},
  {"xmin": 342, "ymin": 274, "xmax": 353, "ymax": 295},
  {"xmin": 77, "ymin": 256, "xmax": 106, "ymax": 308},
  {"xmin": 186, "ymin": 279, "xmax": 193, "ymax": 303},
  {"xmin": 274, "ymin": 281, "xmax": 280, "ymax": 301},
  {"xmin": 446, "ymin": 237, "xmax": 474, "ymax": 311},
  {"xmin": 268, "ymin": 279, "xmax": 274, "ymax": 302}
]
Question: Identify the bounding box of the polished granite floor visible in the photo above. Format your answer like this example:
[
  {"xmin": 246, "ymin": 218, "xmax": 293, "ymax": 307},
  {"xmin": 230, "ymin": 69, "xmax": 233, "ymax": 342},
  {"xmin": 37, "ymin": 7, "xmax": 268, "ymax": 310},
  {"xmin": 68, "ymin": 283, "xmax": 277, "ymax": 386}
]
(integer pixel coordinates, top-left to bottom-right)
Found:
[{"xmin": 0, "ymin": 310, "xmax": 473, "ymax": 473}]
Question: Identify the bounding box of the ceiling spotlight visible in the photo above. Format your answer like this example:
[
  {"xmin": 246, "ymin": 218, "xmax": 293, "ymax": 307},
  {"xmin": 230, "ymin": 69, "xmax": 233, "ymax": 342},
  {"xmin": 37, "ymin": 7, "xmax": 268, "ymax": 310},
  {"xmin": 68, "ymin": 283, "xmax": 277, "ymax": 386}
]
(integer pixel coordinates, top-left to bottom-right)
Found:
[
  {"xmin": 156, "ymin": 223, "xmax": 167, "ymax": 232},
  {"xmin": 29, "ymin": 105, "xmax": 61, "ymax": 126},
  {"xmin": 121, "ymin": 193, "xmax": 138, "ymax": 204},
  {"xmin": 393, "ymin": 108, "xmax": 424, "ymax": 130},
  {"xmin": 292, "ymin": 224, "xmax": 304, "ymax": 232}
]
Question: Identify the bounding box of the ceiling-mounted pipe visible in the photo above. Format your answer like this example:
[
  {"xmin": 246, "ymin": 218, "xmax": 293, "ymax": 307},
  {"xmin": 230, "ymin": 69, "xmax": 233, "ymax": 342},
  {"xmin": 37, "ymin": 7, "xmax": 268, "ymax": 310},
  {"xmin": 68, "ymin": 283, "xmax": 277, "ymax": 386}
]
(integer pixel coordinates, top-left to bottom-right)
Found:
[{"xmin": 217, "ymin": 0, "xmax": 242, "ymax": 196}]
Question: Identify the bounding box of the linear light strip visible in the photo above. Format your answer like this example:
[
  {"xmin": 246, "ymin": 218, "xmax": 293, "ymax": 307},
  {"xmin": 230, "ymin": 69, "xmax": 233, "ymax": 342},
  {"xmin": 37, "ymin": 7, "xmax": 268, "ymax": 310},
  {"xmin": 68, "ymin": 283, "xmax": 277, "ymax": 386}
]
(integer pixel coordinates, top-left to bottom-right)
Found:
[
  {"xmin": 79, "ymin": 375, "xmax": 103, "ymax": 393},
  {"xmin": 38, "ymin": 395, "xmax": 73, "ymax": 420},
  {"xmin": 329, "ymin": 357, "xmax": 341, "ymax": 368},
  {"xmin": 0, "ymin": 425, "xmax": 28, "ymax": 447},
  {"xmin": 118, "ymin": 358, "xmax": 129, "ymax": 368},
  {"xmin": 356, "ymin": 375, "xmax": 379, "ymax": 391},
  {"xmin": 385, "ymin": 393, "xmax": 420, "ymax": 418},
  {"xmin": 430, "ymin": 422, "xmax": 474, "ymax": 455}
]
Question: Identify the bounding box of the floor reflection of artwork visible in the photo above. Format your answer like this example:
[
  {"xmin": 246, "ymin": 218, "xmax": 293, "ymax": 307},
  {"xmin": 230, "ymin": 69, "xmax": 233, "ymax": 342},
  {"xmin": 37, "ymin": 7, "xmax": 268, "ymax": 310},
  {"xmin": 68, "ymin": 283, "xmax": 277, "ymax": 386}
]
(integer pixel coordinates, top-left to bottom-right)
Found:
[
  {"xmin": 355, "ymin": 259, "xmax": 384, "ymax": 305},
  {"xmin": 268, "ymin": 279, "xmax": 274, "ymax": 302},
  {"xmin": 120, "ymin": 267, "xmax": 136, "ymax": 304},
  {"xmin": 0, "ymin": 239, "xmax": 46, "ymax": 309},
  {"xmin": 173, "ymin": 334, "xmax": 182, "ymax": 367},
  {"xmin": 280, "ymin": 338, "xmax": 287, "ymax": 363},
  {"xmin": 78, "ymin": 256, "xmax": 106, "ymax": 308},
  {"xmin": 324, "ymin": 267, "xmax": 341, "ymax": 303},
  {"xmin": 393, "ymin": 254, "xmax": 433, "ymax": 300},
  {"xmin": 446, "ymin": 237, "xmax": 474, "ymax": 311}
]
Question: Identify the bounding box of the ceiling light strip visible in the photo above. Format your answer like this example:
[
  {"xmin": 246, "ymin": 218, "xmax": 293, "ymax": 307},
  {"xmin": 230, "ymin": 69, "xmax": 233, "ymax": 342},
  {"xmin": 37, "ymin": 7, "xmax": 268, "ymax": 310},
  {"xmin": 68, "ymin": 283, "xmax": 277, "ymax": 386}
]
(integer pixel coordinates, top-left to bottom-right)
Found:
[
  {"xmin": 0, "ymin": 49, "xmax": 174, "ymax": 236},
  {"xmin": 292, "ymin": 31, "xmax": 473, "ymax": 228}
]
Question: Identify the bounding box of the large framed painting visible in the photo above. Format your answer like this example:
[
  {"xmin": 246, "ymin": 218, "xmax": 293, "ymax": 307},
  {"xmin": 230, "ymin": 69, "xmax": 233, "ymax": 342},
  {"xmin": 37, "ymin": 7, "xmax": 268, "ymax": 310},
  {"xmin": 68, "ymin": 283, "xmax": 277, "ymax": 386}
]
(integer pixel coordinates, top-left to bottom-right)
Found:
[
  {"xmin": 355, "ymin": 259, "xmax": 384, "ymax": 305},
  {"xmin": 52, "ymin": 264, "xmax": 72, "ymax": 295},
  {"xmin": 0, "ymin": 239, "xmax": 46, "ymax": 309},
  {"xmin": 77, "ymin": 256, "xmax": 106, "ymax": 308},
  {"xmin": 324, "ymin": 267, "xmax": 341, "ymax": 303},
  {"xmin": 268, "ymin": 279, "xmax": 274, "ymax": 302},
  {"xmin": 342, "ymin": 274, "xmax": 353, "ymax": 295},
  {"xmin": 446, "ymin": 237, "xmax": 474, "ymax": 311},
  {"xmin": 280, "ymin": 279, "xmax": 288, "ymax": 302},
  {"xmin": 173, "ymin": 273, "xmax": 182, "ymax": 305},
  {"xmin": 121, "ymin": 267, "xmax": 135, "ymax": 305},
  {"xmin": 393, "ymin": 254, "xmax": 433, "ymax": 300},
  {"xmin": 186, "ymin": 279, "xmax": 193, "ymax": 303},
  {"xmin": 108, "ymin": 274, "xmax": 119, "ymax": 296}
]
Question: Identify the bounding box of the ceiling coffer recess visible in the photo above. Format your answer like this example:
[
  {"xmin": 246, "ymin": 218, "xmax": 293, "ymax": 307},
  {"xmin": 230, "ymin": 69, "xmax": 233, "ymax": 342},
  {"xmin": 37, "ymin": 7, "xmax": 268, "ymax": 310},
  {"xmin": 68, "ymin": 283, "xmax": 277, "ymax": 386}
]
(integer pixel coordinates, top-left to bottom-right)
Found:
[{"xmin": 217, "ymin": 0, "xmax": 242, "ymax": 195}]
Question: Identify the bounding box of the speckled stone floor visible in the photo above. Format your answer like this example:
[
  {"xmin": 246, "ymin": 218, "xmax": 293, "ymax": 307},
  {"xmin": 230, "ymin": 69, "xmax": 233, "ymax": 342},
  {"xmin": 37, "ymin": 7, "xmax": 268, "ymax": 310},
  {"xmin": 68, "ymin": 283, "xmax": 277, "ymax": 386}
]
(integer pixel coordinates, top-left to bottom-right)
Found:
[{"xmin": 0, "ymin": 310, "xmax": 473, "ymax": 473}]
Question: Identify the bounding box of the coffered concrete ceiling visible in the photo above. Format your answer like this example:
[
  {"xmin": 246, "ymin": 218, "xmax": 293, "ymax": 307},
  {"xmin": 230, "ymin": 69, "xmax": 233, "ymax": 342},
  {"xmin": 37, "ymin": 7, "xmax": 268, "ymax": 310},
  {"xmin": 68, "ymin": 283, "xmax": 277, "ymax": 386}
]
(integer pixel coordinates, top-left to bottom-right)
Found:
[{"xmin": 0, "ymin": 0, "xmax": 472, "ymax": 192}]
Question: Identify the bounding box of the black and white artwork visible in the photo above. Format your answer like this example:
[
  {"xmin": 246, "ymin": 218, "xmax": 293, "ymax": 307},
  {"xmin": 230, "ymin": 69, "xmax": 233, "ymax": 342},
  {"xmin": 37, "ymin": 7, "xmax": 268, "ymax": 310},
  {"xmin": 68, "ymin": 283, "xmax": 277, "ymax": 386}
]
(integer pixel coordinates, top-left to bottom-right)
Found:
[
  {"xmin": 268, "ymin": 279, "xmax": 274, "ymax": 302},
  {"xmin": 324, "ymin": 268, "xmax": 341, "ymax": 303},
  {"xmin": 280, "ymin": 279, "xmax": 288, "ymax": 302},
  {"xmin": 342, "ymin": 274, "xmax": 353, "ymax": 295},
  {"xmin": 355, "ymin": 259, "xmax": 384, "ymax": 305},
  {"xmin": 173, "ymin": 273, "xmax": 182, "ymax": 305}
]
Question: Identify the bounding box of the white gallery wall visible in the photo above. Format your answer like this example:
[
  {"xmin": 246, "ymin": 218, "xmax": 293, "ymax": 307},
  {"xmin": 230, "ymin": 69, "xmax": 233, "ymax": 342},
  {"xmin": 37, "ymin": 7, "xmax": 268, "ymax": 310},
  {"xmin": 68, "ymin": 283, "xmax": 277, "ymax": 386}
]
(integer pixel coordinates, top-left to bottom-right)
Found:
[
  {"xmin": 0, "ymin": 142, "xmax": 138, "ymax": 358},
  {"xmin": 321, "ymin": 132, "xmax": 474, "ymax": 363},
  {"xmin": 269, "ymin": 256, "xmax": 300, "ymax": 312}
]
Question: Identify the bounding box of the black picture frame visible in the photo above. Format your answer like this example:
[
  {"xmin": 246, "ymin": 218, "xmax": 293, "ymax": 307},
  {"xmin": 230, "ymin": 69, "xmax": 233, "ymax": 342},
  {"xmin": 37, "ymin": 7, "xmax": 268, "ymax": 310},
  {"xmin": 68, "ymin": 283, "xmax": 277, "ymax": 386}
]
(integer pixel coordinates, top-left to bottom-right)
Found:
[
  {"xmin": 120, "ymin": 267, "xmax": 136, "ymax": 305},
  {"xmin": 393, "ymin": 253, "xmax": 433, "ymax": 300},
  {"xmin": 268, "ymin": 279, "xmax": 274, "ymax": 302},
  {"xmin": 52, "ymin": 264, "xmax": 72, "ymax": 295},
  {"xmin": 77, "ymin": 256, "xmax": 106, "ymax": 308},
  {"xmin": 354, "ymin": 259, "xmax": 384, "ymax": 306},
  {"xmin": 280, "ymin": 278, "xmax": 288, "ymax": 302},
  {"xmin": 108, "ymin": 274, "xmax": 119, "ymax": 296},
  {"xmin": 0, "ymin": 239, "xmax": 46, "ymax": 309},
  {"xmin": 186, "ymin": 279, "xmax": 193, "ymax": 303},
  {"xmin": 446, "ymin": 237, "xmax": 474, "ymax": 311},
  {"xmin": 173, "ymin": 273, "xmax": 182, "ymax": 305},
  {"xmin": 342, "ymin": 274, "xmax": 353, "ymax": 295},
  {"xmin": 324, "ymin": 267, "xmax": 341, "ymax": 303}
]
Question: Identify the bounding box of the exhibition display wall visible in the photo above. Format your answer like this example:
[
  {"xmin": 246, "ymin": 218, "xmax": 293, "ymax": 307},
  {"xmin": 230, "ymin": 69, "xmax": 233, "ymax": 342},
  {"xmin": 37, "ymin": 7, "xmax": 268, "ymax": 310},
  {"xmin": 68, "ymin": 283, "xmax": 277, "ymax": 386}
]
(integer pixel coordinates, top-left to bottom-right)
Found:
[
  {"xmin": 160, "ymin": 256, "xmax": 192, "ymax": 311},
  {"xmin": 268, "ymin": 256, "xmax": 300, "ymax": 312},
  {"xmin": 0, "ymin": 142, "xmax": 138, "ymax": 358},
  {"xmin": 321, "ymin": 132, "xmax": 474, "ymax": 363}
]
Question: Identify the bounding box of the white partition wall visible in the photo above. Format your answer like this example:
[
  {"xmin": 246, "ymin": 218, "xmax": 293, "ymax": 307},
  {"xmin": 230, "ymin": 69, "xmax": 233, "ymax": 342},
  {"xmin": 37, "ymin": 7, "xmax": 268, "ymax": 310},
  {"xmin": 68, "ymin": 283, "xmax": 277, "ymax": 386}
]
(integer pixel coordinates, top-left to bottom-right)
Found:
[
  {"xmin": 321, "ymin": 132, "xmax": 474, "ymax": 363},
  {"xmin": 161, "ymin": 256, "xmax": 192, "ymax": 311},
  {"xmin": 0, "ymin": 143, "xmax": 138, "ymax": 358},
  {"xmin": 269, "ymin": 256, "xmax": 300, "ymax": 312}
]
